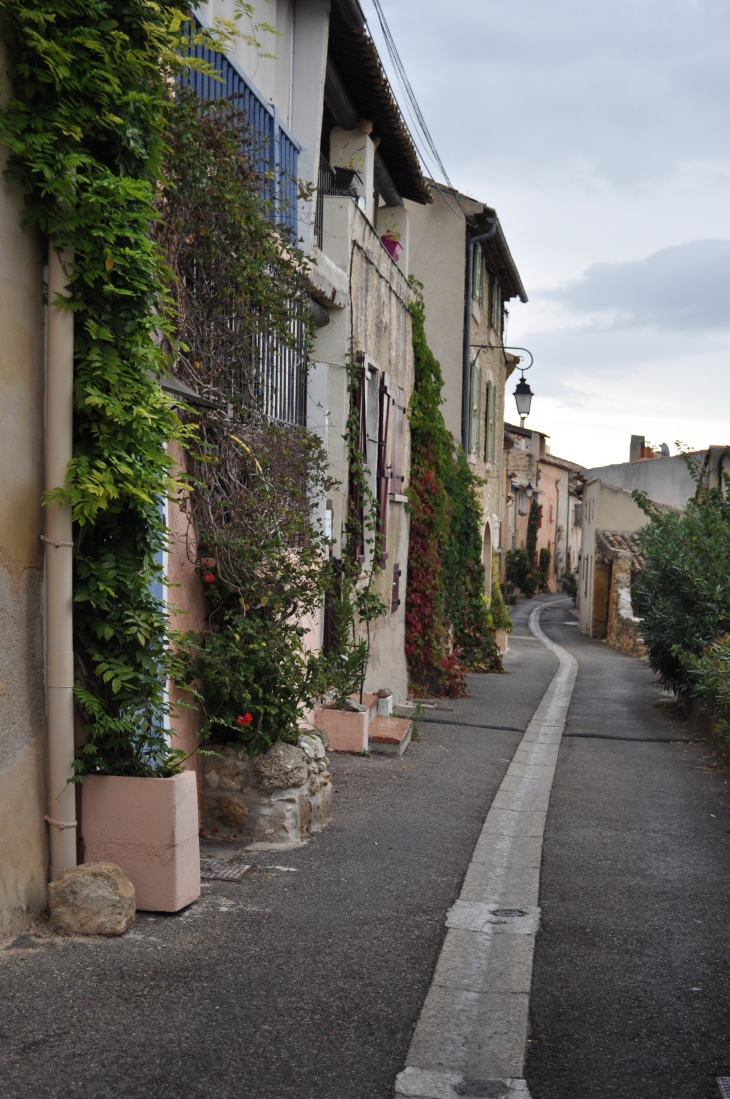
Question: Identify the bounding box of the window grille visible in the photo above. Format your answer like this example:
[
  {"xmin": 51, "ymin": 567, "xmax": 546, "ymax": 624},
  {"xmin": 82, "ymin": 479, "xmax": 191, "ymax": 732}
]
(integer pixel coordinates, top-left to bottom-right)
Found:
[{"xmin": 180, "ymin": 18, "xmax": 307, "ymax": 427}]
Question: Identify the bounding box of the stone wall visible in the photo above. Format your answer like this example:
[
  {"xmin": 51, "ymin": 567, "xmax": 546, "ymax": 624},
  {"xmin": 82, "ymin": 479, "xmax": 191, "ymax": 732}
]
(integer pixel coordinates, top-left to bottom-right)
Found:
[
  {"xmin": 605, "ymin": 555, "xmax": 645, "ymax": 658},
  {"xmin": 200, "ymin": 734, "xmax": 332, "ymax": 845}
]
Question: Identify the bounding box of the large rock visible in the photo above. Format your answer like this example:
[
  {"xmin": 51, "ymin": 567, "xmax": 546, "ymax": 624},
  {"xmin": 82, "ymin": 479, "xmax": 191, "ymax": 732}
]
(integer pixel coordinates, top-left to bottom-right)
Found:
[
  {"xmin": 49, "ymin": 862, "xmax": 135, "ymax": 936},
  {"xmin": 251, "ymin": 742, "xmax": 309, "ymax": 795}
]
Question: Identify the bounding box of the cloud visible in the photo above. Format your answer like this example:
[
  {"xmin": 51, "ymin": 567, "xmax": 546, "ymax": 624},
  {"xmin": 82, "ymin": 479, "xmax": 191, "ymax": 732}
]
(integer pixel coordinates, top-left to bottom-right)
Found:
[{"xmin": 540, "ymin": 239, "xmax": 730, "ymax": 329}]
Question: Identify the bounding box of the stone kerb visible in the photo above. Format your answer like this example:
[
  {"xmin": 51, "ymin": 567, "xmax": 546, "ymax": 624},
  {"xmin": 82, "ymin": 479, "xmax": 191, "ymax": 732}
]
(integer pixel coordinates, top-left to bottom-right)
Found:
[{"xmin": 200, "ymin": 735, "xmax": 332, "ymax": 844}]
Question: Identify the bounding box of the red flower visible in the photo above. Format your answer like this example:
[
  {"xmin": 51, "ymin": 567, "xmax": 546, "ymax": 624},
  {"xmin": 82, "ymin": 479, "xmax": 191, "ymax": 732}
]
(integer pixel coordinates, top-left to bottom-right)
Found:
[
  {"xmin": 236, "ymin": 713, "xmax": 253, "ymax": 726},
  {"xmin": 203, "ymin": 572, "xmax": 216, "ymax": 583}
]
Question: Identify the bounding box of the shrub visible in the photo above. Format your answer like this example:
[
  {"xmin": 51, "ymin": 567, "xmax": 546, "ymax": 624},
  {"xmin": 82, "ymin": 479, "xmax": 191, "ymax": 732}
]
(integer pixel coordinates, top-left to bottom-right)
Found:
[
  {"xmin": 538, "ymin": 548, "xmax": 551, "ymax": 591},
  {"xmin": 561, "ymin": 571, "xmax": 578, "ymax": 600},
  {"xmin": 488, "ymin": 551, "xmax": 513, "ymax": 632},
  {"xmin": 686, "ymin": 634, "xmax": 730, "ymax": 744},
  {"xmin": 633, "ymin": 451, "xmax": 730, "ymax": 694}
]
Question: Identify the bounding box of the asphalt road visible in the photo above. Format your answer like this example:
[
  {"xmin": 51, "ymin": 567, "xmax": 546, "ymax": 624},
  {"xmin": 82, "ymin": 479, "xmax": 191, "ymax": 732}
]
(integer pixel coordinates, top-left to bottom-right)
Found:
[
  {"xmin": 0, "ymin": 598, "xmax": 556, "ymax": 1099},
  {"xmin": 526, "ymin": 610, "xmax": 730, "ymax": 1099}
]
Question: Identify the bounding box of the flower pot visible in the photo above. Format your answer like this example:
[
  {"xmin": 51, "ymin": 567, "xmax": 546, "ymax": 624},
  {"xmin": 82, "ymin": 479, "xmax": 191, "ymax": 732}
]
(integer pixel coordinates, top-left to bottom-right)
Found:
[
  {"xmin": 333, "ymin": 166, "xmax": 362, "ymax": 194},
  {"xmin": 81, "ymin": 770, "xmax": 200, "ymax": 912},
  {"xmin": 381, "ymin": 235, "xmax": 403, "ymax": 262},
  {"xmin": 313, "ymin": 706, "xmax": 368, "ymax": 753}
]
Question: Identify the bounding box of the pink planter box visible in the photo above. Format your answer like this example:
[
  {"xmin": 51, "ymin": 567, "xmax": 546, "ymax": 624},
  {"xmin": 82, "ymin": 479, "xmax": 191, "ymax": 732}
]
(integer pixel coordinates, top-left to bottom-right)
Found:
[
  {"xmin": 82, "ymin": 770, "xmax": 200, "ymax": 912},
  {"xmin": 313, "ymin": 707, "xmax": 368, "ymax": 753}
]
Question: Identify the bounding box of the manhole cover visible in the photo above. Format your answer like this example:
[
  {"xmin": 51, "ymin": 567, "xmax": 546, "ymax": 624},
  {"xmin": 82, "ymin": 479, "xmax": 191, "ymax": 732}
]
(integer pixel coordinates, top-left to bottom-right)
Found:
[
  {"xmin": 717, "ymin": 1079, "xmax": 730, "ymax": 1099},
  {"xmin": 491, "ymin": 908, "xmax": 526, "ymax": 918},
  {"xmin": 200, "ymin": 859, "xmax": 251, "ymax": 882},
  {"xmin": 456, "ymin": 1082, "xmax": 507, "ymax": 1098}
]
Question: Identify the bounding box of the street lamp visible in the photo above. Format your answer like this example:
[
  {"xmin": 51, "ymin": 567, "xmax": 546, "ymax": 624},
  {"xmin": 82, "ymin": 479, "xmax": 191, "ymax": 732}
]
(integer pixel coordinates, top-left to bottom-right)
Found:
[
  {"xmin": 469, "ymin": 344, "xmax": 536, "ymax": 428},
  {"xmin": 525, "ymin": 481, "xmax": 534, "ymax": 499},
  {"xmin": 514, "ymin": 376, "xmax": 533, "ymax": 425}
]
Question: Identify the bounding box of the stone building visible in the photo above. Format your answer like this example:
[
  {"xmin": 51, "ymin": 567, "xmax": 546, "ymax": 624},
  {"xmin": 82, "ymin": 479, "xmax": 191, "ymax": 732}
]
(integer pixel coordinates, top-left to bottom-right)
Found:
[
  {"xmin": 502, "ymin": 423, "xmax": 582, "ymax": 592},
  {"xmin": 407, "ymin": 184, "xmax": 527, "ymax": 597},
  {"xmin": 578, "ymin": 478, "xmax": 676, "ymax": 646}
]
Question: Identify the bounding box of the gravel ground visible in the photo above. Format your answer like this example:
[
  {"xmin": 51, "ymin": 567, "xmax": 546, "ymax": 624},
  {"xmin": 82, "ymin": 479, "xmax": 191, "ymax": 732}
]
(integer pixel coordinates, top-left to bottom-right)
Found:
[
  {"xmin": 0, "ymin": 598, "xmax": 559, "ymax": 1099},
  {"xmin": 526, "ymin": 613, "xmax": 730, "ymax": 1099}
]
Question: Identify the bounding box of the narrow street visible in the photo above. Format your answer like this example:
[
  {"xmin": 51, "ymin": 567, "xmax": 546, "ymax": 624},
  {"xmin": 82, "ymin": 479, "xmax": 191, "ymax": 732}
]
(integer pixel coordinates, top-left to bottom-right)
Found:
[{"xmin": 2, "ymin": 597, "xmax": 729, "ymax": 1098}]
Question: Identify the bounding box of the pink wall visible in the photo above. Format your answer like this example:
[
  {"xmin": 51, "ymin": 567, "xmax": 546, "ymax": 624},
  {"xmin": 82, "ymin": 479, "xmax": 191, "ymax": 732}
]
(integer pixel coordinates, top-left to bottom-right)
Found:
[{"xmin": 167, "ymin": 442, "xmax": 206, "ymax": 783}]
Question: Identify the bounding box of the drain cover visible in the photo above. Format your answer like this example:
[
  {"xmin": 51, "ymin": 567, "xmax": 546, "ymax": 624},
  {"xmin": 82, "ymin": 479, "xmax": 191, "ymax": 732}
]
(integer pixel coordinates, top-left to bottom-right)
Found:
[
  {"xmin": 718, "ymin": 1079, "xmax": 730, "ymax": 1099},
  {"xmin": 456, "ymin": 1082, "xmax": 507, "ymax": 1098},
  {"xmin": 200, "ymin": 859, "xmax": 251, "ymax": 882},
  {"xmin": 491, "ymin": 908, "xmax": 526, "ymax": 918}
]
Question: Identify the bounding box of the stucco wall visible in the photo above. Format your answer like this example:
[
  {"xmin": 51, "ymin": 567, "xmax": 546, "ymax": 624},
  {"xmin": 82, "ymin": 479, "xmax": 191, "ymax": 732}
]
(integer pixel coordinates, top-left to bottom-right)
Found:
[
  {"xmin": 406, "ymin": 190, "xmax": 468, "ymax": 443},
  {"xmin": 0, "ymin": 89, "xmax": 48, "ymax": 939},
  {"xmin": 583, "ymin": 452, "xmax": 705, "ymax": 510},
  {"xmin": 315, "ymin": 198, "xmax": 413, "ymax": 703}
]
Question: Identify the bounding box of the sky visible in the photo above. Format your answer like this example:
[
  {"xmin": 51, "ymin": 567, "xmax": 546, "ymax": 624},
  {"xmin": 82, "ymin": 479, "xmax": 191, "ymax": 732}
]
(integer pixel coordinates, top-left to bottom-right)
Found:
[{"xmin": 365, "ymin": 0, "xmax": 730, "ymax": 467}]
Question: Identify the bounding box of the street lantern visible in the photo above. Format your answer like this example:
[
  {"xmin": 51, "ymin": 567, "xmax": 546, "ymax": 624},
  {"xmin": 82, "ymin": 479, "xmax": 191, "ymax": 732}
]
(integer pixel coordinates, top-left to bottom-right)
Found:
[
  {"xmin": 526, "ymin": 482, "xmax": 534, "ymax": 499},
  {"xmin": 514, "ymin": 376, "xmax": 533, "ymax": 422}
]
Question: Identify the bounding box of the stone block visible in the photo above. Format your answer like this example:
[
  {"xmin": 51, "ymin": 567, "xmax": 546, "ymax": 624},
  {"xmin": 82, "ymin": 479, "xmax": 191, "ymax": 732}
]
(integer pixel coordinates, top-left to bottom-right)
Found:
[{"xmin": 49, "ymin": 862, "xmax": 135, "ymax": 936}]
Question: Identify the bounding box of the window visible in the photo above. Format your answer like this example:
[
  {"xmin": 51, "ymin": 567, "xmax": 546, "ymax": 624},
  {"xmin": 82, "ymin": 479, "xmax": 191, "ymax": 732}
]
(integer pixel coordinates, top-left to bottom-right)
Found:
[
  {"xmin": 518, "ymin": 491, "xmax": 528, "ymax": 516},
  {"xmin": 573, "ymin": 503, "xmax": 583, "ymax": 527},
  {"xmin": 484, "ymin": 380, "xmax": 496, "ymax": 464},
  {"xmin": 376, "ymin": 374, "xmax": 406, "ymax": 567},
  {"xmin": 472, "ymin": 245, "xmax": 486, "ymax": 306}
]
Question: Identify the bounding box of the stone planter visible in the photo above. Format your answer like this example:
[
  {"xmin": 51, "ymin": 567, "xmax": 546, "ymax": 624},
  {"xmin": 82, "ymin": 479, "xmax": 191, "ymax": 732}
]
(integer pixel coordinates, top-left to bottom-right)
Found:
[
  {"xmin": 313, "ymin": 706, "xmax": 368, "ymax": 753},
  {"xmin": 200, "ymin": 735, "xmax": 332, "ymax": 845},
  {"xmin": 81, "ymin": 770, "xmax": 200, "ymax": 913},
  {"xmin": 495, "ymin": 628, "xmax": 510, "ymax": 654}
]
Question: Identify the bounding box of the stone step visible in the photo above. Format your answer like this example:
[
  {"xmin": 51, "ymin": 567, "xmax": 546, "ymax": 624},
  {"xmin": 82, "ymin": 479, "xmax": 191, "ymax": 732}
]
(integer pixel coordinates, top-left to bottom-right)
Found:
[{"xmin": 368, "ymin": 715, "xmax": 413, "ymax": 757}]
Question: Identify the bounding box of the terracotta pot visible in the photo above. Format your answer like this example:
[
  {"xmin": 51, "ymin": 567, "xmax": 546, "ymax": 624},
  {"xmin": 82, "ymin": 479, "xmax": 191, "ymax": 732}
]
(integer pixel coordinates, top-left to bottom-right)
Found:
[
  {"xmin": 381, "ymin": 235, "xmax": 403, "ymax": 262},
  {"xmin": 81, "ymin": 770, "xmax": 200, "ymax": 912},
  {"xmin": 313, "ymin": 707, "xmax": 368, "ymax": 753}
]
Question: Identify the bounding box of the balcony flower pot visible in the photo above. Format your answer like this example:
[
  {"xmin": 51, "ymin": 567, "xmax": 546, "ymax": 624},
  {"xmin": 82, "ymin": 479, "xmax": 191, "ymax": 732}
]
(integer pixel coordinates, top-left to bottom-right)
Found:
[
  {"xmin": 333, "ymin": 165, "xmax": 362, "ymax": 194},
  {"xmin": 81, "ymin": 770, "xmax": 200, "ymax": 912},
  {"xmin": 381, "ymin": 235, "xmax": 403, "ymax": 262}
]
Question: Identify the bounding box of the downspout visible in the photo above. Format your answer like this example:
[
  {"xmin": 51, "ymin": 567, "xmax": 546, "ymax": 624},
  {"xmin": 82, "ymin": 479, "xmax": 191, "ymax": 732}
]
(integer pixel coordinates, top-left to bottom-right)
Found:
[
  {"xmin": 44, "ymin": 244, "xmax": 77, "ymax": 878},
  {"xmin": 461, "ymin": 220, "xmax": 497, "ymax": 452}
]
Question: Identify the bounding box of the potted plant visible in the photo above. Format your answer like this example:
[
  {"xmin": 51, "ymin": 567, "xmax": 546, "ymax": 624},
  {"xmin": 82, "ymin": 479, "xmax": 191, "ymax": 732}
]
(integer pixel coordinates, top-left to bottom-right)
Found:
[
  {"xmin": 76, "ymin": 615, "xmax": 202, "ymax": 914},
  {"xmin": 380, "ymin": 213, "xmax": 403, "ymax": 262}
]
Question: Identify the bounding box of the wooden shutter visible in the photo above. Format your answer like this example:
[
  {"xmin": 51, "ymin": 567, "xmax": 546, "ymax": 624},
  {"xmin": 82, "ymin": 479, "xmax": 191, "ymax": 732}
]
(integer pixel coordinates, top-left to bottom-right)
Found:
[
  {"xmin": 376, "ymin": 371, "xmax": 392, "ymax": 567},
  {"xmin": 391, "ymin": 562, "xmax": 402, "ymax": 613},
  {"xmin": 390, "ymin": 384, "xmax": 406, "ymax": 490},
  {"xmin": 348, "ymin": 355, "xmax": 368, "ymax": 563},
  {"xmin": 484, "ymin": 381, "xmax": 496, "ymax": 463},
  {"xmin": 469, "ymin": 360, "xmax": 482, "ymax": 454}
]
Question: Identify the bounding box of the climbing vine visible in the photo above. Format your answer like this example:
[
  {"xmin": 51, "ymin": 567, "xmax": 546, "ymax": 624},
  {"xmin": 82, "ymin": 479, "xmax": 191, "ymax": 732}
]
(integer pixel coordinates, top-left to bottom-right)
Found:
[
  {"xmin": 405, "ymin": 287, "xmax": 500, "ymax": 695},
  {"xmin": 0, "ymin": 1, "xmax": 251, "ymax": 775}
]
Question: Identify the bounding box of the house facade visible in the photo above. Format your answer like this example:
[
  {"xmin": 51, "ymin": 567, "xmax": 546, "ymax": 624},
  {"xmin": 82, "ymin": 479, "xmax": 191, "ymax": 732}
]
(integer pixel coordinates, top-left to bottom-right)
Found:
[{"xmin": 407, "ymin": 184, "xmax": 527, "ymax": 596}]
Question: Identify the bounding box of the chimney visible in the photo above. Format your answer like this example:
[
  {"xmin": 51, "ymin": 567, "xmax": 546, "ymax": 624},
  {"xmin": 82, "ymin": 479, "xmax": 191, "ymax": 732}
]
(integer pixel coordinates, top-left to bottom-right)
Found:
[{"xmin": 630, "ymin": 435, "xmax": 644, "ymax": 463}]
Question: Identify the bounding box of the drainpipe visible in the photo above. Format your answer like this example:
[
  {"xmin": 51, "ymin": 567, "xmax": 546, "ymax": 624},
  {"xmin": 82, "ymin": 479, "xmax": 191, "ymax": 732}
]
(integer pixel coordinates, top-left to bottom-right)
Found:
[
  {"xmin": 44, "ymin": 244, "xmax": 77, "ymax": 878},
  {"xmin": 461, "ymin": 220, "xmax": 497, "ymax": 453}
]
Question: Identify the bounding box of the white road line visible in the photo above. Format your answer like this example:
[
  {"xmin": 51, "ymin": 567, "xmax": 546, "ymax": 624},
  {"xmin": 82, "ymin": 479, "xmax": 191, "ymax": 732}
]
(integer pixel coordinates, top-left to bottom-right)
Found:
[{"xmin": 395, "ymin": 601, "xmax": 578, "ymax": 1099}]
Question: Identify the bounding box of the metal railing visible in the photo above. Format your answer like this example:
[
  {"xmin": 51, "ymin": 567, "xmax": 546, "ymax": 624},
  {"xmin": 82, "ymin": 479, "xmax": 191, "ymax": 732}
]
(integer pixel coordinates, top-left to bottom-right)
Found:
[
  {"xmin": 314, "ymin": 154, "xmax": 338, "ymax": 250},
  {"xmin": 181, "ymin": 17, "xmax": 301, "ymax": 235},
  {"xmin": 180, "ymin": 19, "xmax": 307, "ymax": 428}
]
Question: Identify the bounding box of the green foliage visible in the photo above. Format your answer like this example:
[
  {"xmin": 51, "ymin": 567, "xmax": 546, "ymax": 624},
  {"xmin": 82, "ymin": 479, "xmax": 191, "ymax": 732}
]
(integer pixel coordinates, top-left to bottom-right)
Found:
[
  {"xmin": 633, "ymin": 451, "xmax": 730, "ymax": 694},
  {"xmin": 0, "ymin": 0, "xmax": 231, "ymax": 775},
  {"xmin": 538, "ymin": 547, "xmax": 551, "ymax": 590},
  {"xmin": 442, "ymin": 450, "xmax": 501, "ymax": 672},
  {"xmin": 405, "ymin": 286, "xmax": 500, "ymax": 694},
  {"xmin": 686, "ymin": 634, "xmax": 730, "ymax": 744},
  {"xmin": 526, "ymin": 497, "xmax": 540, "ymax": 567},
  {"xmin": 560, "ymin": 571, "xmax": 578, "ymax": 600},
  {"xmin": 182, "ymin": 606, "xmax": 326, "ymax": 753},
  {"xmin": 487, "ymin": 550, "xmax": 513, "ymax": 633}
]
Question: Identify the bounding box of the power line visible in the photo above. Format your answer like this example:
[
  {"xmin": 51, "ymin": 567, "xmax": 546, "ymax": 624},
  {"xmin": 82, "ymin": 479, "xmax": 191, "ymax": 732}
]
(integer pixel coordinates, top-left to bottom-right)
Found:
[{"xmin": 365, "ymin": 0, "xmax": 480, "ymax": 227}]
